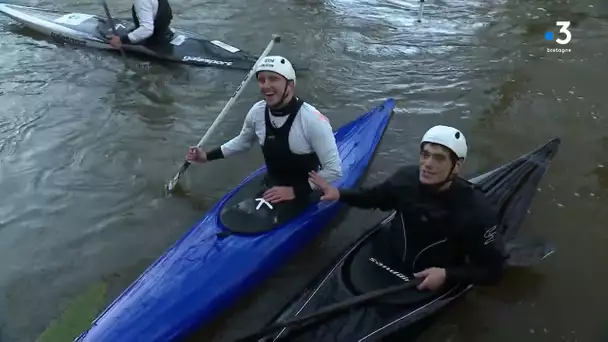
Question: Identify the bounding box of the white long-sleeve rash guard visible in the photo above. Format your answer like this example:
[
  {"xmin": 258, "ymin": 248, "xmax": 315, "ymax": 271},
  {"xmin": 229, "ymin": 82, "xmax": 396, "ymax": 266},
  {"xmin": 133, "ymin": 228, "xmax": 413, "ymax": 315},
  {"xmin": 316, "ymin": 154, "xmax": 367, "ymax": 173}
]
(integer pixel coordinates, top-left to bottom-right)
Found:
[
  {"xmin": 127, "ymin": 0, "xmax": 157, "ymax": 43},
  {"xmin": 218, "ymin": 100, "xmax": 343, "ymax": 188}
]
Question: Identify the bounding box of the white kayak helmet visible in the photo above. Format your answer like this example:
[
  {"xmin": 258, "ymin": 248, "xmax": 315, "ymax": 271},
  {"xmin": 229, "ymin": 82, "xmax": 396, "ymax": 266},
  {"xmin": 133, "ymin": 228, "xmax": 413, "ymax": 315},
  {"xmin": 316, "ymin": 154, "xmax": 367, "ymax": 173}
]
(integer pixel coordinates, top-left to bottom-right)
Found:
[
  {"xmin": 255, "ymin": 56, "xmax": 296, "ymax": 85},
  {"xmin": 421, "ymin": 125, "xmax": 467, "ymax": 160}
]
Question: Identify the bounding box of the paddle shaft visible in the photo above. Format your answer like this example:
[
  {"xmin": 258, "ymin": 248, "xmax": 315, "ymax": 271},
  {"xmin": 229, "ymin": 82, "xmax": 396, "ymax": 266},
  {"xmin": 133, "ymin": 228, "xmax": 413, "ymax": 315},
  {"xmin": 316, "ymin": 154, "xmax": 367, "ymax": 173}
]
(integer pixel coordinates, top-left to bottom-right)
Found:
[
  {"xmin": 165, "ymin": 34, "xmax": 281, "ymax": 192},
  {"xmin": 100, "ymin": 0, "xmax": 128, "ymax": 62},
  {"xmin": 234, "ymin": 279, "xmax": 423, "ymax": 342}
]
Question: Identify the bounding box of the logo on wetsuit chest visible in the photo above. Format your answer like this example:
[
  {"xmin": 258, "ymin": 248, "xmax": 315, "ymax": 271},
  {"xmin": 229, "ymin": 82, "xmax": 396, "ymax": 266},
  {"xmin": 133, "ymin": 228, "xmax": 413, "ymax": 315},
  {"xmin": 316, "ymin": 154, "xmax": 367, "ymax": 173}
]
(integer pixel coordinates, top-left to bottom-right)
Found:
[
  {"xmin": 368, "ymin": 257, "xmax": 410, "ymax": 282},
  {"xmin": 484, "ymin": 225, "xmax": 497, "ymax": 245}
]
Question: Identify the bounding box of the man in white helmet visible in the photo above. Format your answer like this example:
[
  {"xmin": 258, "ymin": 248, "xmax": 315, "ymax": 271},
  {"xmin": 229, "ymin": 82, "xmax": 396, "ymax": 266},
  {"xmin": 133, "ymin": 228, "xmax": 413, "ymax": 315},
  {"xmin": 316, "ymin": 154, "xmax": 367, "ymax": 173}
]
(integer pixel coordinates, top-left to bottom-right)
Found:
[
  {"xmin": 186, "ymin": 56, "xmax": 342, "ymax": 205},
  {"xmin": 309, "ymin": 125, "xmax": 505, "ymax": 292}
]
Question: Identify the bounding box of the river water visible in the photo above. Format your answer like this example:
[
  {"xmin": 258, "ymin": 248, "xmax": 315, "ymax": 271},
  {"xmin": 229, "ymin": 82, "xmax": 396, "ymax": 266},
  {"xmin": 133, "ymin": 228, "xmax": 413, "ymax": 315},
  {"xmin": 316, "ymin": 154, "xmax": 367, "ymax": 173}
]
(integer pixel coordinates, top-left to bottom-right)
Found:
[{"xmin": 0, "ymin": 0, "xmax": 606, "ymax": 341}]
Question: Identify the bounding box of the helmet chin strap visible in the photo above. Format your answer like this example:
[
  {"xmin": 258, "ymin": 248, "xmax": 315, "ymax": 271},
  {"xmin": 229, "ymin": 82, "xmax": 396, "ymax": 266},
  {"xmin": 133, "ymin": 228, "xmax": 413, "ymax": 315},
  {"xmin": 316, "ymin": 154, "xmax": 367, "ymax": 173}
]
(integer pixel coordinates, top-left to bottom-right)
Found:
[
  {"xmin": 267, "ymin": 81, "xmax": 291, "ymax": 110},
  {"xmin": 421, "ymin": 162, "xmax": 457, "ymax": 192}
]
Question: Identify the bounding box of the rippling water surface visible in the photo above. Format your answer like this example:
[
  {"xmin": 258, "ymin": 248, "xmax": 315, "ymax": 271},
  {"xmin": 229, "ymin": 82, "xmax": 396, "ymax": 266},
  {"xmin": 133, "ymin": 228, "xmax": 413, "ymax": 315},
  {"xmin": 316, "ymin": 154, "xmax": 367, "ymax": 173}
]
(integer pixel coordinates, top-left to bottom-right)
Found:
[{"xmin": 0, "ymin": 0, "xmax": 606, "ymax": 340}]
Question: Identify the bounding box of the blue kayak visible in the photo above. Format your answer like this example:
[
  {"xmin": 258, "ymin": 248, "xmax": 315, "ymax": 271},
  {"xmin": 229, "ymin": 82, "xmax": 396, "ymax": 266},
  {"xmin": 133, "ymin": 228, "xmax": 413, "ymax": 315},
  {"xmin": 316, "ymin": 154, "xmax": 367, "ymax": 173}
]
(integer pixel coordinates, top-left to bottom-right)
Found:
[{"xmin": 75, "ymin": 98, "xmax": 396, "ymax": 342}]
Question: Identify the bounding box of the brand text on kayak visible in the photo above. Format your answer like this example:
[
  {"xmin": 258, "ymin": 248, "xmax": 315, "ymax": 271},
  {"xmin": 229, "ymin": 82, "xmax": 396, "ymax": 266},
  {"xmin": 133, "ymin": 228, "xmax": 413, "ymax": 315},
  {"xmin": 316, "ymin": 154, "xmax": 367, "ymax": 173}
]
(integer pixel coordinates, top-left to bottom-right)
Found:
[
  {"xmin": 51, "ymin": 32, "xmax": 86, "ymax": 46},
  {"xmin": 182, "ymin": 56, "xmax": 233, "ymax": 66}
]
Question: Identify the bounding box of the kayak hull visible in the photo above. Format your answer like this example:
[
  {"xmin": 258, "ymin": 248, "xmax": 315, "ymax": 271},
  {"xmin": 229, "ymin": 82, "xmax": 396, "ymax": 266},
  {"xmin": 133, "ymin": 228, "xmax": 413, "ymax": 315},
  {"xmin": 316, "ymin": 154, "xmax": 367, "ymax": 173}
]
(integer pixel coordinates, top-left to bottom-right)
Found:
[
  {"xmin": 75, "ymin": 99, "xmax": 396, "ymax": 342},
  {"xmin": 0, "ymin": 3, "xmax": 258, "ymax": 69},
  {"xmin": 258, "ymin": 138, "xmax": 561, "ymax": 341}
]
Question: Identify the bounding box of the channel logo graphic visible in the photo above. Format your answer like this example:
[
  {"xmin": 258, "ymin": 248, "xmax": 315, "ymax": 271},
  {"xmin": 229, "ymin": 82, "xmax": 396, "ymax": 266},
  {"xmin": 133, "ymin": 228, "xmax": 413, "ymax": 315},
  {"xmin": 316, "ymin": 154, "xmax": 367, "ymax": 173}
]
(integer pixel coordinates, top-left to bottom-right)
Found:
[{"xmin": 545, "ymin": 21, "xmax": 572, "ymax": 45}]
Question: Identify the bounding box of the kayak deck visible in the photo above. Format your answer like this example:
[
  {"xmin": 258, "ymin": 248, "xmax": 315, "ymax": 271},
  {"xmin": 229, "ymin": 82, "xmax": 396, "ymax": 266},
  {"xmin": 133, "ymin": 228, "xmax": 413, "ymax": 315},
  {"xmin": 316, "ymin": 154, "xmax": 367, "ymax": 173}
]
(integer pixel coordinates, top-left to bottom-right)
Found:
[
  {"xmin": 0, "ymin": 3, "xmax": 258, "ymax": 69},
  {"xmin": 252, "ymin": 138, "xmax": 561, "ymax": 341},
  {"xmin": 75, "ymin": 99, "xmax": 396, "ymax": 342}
]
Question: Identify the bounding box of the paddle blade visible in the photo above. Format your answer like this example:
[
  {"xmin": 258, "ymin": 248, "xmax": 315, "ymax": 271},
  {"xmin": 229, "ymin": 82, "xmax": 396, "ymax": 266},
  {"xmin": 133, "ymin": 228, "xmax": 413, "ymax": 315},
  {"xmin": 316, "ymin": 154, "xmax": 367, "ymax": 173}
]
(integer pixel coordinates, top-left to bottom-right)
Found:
[
  {"xmin": 164, "ymin": 179, "xmax": 188, "ymax": 196},
  {"xmin": 164, "ymin": 161, "xmax": 191, "ymax": 195}
]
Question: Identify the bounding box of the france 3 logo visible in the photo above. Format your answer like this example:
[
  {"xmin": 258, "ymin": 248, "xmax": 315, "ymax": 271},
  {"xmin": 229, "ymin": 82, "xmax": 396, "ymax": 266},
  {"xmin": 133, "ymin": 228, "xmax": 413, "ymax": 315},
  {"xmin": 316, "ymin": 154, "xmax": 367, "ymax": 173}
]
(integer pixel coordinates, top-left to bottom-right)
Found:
[
  {"xmin": 545, "ymin": 21, "xmax": 572, "ymax": 53},
  {"xmin": 545, "ymin": 21, "xmax": 572, "ymax": 45}
]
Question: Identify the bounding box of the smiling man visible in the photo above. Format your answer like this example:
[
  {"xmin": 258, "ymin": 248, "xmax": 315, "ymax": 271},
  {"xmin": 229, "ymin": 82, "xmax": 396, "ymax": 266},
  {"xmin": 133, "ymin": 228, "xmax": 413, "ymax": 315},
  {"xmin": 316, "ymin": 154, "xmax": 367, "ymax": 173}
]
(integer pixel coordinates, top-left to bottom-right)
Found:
[
  {"xmin": 186, "ymin": 56, "xmax": 342, "ymax": 204},
  {"xmin": 308, "ymin": 125, "xmax": 506, "ymax": 292}
]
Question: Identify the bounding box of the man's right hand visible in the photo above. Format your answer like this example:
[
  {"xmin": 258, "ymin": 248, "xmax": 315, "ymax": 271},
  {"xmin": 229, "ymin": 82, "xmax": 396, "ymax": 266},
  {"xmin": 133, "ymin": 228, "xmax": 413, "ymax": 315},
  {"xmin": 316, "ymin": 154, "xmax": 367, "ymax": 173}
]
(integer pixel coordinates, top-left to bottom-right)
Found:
[
  {"xmin": 186, "ymin": 146, "xmax": 207, "ymax": 163},
  {"xmin": 309, "ymin": 171, "xmax": 340, "ymax": 201}
]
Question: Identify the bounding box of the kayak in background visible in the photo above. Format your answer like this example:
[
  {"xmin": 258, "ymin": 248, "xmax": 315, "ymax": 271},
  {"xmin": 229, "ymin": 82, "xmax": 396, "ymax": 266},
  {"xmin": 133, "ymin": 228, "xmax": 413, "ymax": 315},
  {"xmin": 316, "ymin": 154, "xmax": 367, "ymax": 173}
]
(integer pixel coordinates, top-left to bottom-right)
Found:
[
  {"xmin": 74, "ymin": 99, "xmax": 396, "ymax": 342},
  {"xmin": 0, "ymin": 3, "xmax": 259, "ymax": 70},
  {"xmin": 239, "ymin": 137, "xmax": 561, "ymax": 342}
]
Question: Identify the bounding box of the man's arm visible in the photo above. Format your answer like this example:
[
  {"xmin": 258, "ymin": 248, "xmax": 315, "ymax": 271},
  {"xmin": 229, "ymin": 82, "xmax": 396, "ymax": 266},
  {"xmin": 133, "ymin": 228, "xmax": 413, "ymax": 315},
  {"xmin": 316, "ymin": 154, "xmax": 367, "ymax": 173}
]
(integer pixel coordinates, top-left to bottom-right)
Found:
[
  {"xmin": 305, "ymin": 111, "xmax": 342, "ymax": 188},
  {"xmin": 337, "ymin": 167, "xmax": 414, "ymax": 211},
  {"xmin": 445, "ymin": 217, "xmax": 506, "ymax": 286},
  {"xmin": 205, "ymin": 106, "xmax": 259, "ymax": 161},
  {"xmin": 121, "ymin": 0, "xmax": 155, "ymax": 44}
]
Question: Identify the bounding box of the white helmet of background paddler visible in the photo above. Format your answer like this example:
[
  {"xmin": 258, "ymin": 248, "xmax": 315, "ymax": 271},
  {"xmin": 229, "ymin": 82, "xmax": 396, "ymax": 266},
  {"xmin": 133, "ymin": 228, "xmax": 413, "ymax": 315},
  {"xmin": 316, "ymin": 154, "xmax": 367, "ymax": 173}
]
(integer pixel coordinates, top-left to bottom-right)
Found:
[
  {"xmin": 421, "ymin": 125, "xmax": 468, "ymax": 160},
  {"xmin": 255, "ymin": 56, "xmax": 296, "ymax": 85}
]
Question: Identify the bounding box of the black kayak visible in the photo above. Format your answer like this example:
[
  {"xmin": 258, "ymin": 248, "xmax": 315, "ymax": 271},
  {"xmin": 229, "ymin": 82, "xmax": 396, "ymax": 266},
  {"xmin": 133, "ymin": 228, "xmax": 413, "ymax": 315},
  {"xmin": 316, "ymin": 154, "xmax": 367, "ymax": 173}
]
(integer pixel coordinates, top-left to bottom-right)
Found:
[{"xmin": 236, "ymin": 137, "xmax": 561, "ymax": 342}]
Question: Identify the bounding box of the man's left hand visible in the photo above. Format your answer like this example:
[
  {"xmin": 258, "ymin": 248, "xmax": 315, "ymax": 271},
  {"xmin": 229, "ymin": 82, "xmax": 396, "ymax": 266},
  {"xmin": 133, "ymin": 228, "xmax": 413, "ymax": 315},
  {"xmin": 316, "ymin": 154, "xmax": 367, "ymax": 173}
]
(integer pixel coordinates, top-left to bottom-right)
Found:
[
  {"xmin": 263, "ymin": 186, "xmax": 295, "ymax": 203},
  {"xmin": 109, "ymin": 35, "xmax": 122, "ymax": 49},
  {"xmin": 414, "ymin": 267, "xmax": 446, "ymax": 291}
]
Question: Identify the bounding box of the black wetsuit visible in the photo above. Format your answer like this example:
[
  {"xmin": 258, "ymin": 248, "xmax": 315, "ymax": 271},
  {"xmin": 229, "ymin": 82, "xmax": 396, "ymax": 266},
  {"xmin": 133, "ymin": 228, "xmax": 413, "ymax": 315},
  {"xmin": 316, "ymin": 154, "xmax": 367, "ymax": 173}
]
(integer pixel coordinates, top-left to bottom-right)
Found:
[{"xmin": 339, "ymin": 165, "xmax": 506, "ymax": 285}]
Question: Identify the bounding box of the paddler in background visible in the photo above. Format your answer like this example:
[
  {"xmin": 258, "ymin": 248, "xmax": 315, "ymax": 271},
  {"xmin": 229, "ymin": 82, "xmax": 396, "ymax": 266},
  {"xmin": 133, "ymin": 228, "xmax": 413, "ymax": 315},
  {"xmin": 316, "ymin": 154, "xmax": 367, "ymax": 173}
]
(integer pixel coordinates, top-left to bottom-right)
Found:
[
  {"xmin": 186, "ymin": 56, "xmax": 343, "ymax": 205},
  {"xmin": 309, "ymin": 125, "xmax": 505, "ymax": 291},
  {"xmin": 108, "ymin": 0, "xmax": 174, "ymax": 49}
]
